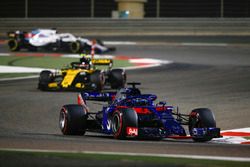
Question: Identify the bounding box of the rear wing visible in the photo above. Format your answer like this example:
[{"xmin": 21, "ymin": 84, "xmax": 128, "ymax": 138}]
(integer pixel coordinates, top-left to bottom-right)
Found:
[
  {"xmin": 7, "ymin": 31, "xmax": 18, "ymax": 38},
  {"xmin": 7, "ymin": 31, "xmax": 26, "ymax": 39},
  {"xmin": 79, "ymin": 92, "xmax": 116, "ymax": 102},
  {"xmin": 92, "ymin": 59, "xmax": 113, "ymax": 68}
]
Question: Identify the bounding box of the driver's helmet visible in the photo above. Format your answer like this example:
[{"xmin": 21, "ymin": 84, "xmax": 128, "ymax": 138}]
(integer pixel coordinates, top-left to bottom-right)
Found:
[
  {"xmin": 80, "ymin": 52, "xmax": 87, "ymax": 58},
  {"xmin": 80, "ymin": 52, "xmax": 91, "ymax": 67},
  {"xmin": 80, "ymin": 53, "xmax": 88, "ymax": 62}
]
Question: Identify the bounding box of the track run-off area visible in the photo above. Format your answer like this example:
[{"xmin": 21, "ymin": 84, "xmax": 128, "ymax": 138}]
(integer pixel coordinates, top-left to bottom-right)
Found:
[{"xmin": 0, "ymin": 36, "xmax": 250, "ymax": 163}]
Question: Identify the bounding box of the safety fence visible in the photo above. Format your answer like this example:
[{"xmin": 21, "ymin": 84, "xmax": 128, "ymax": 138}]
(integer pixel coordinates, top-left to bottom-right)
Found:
[
  {"xmin": 1, "ymin": 18, "xmax": 250, "ymax": 36},
  {"xmin": 145, "ymin": 0, "xmax": 250, "ymax": 18}
]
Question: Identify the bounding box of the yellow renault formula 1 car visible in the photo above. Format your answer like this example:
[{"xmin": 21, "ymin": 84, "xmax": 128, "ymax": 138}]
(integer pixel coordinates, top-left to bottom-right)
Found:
[{"xmin": 38, "ymin": 58, "xmax": 126, "ymax": 91}]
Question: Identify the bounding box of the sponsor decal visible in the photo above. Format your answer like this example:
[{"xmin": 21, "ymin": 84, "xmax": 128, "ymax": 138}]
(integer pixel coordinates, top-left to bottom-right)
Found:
[
  {"xmin": 126, "ymin": 127, "xmax": 138, "ymax": 136},
  {"xmin": 92, "ymin": 59, "xmax": 112, "ymax": 65},
  {"xmin": 107, "ymin": 119, "xmax": 112, "ymax": 131}
]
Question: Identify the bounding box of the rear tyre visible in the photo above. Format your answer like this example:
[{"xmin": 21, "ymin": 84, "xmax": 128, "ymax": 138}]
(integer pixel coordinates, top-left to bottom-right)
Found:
[
  {"xmin": 189, "ymin": 108, "xmax": 216, "ymax": 142},
  {"xmin": 70, "ymin": 41, "xmax": 82, "ymax": 53},
  {"xmin": 90, "ymin": 70, "xmax": 105, "ymax": 92},
  {"xmin": 96, "ymin": 39, "xmax": 104, "ymax": 46},
  {"xmin": 8, "ymin": 39, "xmax": 20, "ymax": 51},
  {"xmin": 38, "ymin": 70, "xmax": 53, "ymax": 91},
  {"xmin": 112, "ymin": 108, "xmax": 138, "ymax": 139},
  {"xmin": 59, "ymin": 104, "xmax": 87, "ymax": 135},
  {"xmin": 107, "ymin": 46, "xmax": 116, "ymax": 52},
  {"xmin": 109, "ymin": 69, "xmax": 126, "ymax": 89}
]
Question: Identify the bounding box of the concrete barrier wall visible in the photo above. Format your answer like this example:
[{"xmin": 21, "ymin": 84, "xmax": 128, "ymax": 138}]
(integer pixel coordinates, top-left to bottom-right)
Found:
[{"xmin": 0, "ymin": 18, "xmax": 250, "ymax": 36}]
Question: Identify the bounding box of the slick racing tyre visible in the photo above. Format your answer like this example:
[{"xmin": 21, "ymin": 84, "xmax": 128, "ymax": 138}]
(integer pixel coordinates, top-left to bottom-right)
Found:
[
  {"xmin": 90, "ymin": 70, "xmax": 105, "ymax": 92},
  {"xmin": 96, "ymin": 39, "xmax": 104, "ymax": 46},
  {"xmin": 38, "ymin": 70, "xmax": 53, "ymax": 91},
  {"xmin": 70, "ymin": 41, "xmax": 84, "ymax": 53},
  {"xmin": 112, "ymin": 108, "xmax": 138, "ymax": 139},
  {"xmin": 109, "ymin": 69, "xmax": 126, "ymax": 89},
  {"xmin": 188, "ymin": 108, "xmax": 216, "ymax": 142},
  {"xmin": 59, "ymin": 104, "xmax": 87, "ymax": 135},
  {"xmin": 8, "ymin": 39, "xmax": 20, "ymax": 51},
  {"xmin": 70, "ymin": 40, "xmax": 93, "ymax": 54}
]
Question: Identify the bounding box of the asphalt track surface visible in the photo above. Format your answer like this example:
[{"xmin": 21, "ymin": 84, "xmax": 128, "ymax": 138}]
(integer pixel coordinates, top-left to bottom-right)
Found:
[{"xmin": 0, "ymin": 36, "xmax": 250, "ymax": 159}]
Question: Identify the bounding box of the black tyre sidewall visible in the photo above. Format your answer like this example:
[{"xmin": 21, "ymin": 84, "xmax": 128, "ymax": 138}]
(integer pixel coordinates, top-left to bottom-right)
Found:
[
  {"xmin": 189, "ymin": 108, "xmax": 216, "ymax": 142},
  {"xmin": 59, "ymin": 104, "xmax": 87, "ymax": 135},
  {"xmin": 38, "ymin": 70, "xmax": 53, "ymax": 90},
  {"xmin": 112, "ymin": 110, "xmax": 123, "ymax": 139},
  {"xmin": 109, "ymin": 69, "xmax": 126, "ymax": 89},
  {"xmin": 90, "ymin": 70, "xmax": 104, "ymax": 92},
  {"xmin": 8, "ymin": 39, "xmax": 20, "ymax": 51},
  {"xmin": 70, "ymin": 41, "xmax": 82, "ymax": 53},
  {"xmin": 112, "ymin": 108, "xmax": 138, "ymax": 139}
]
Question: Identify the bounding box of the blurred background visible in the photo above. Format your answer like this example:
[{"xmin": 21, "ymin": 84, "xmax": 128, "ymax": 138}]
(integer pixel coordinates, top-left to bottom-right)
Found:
[
  {"xmin": 1, "ymin": 0, "xmax": 249, "ymax": 37},
  {"xmin": 0, "ymin": 0, "xmax": 250, "ymax": 18}
]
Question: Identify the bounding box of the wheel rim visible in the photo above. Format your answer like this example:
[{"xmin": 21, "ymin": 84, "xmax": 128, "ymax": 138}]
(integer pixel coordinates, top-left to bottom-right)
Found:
[
  {"xmin": 8, "ymin": 40, "xmax": 18, "ymax": 51},
  {"xmin": 71, "ymin": 42, "xmax": 80, "ymax": 53},
  {"xmin": 100, "ymin": 73, "xmax": 105, "ymax": 88},
  {"xmin": 112, "ymin": 114, "xmax": 120, "ymax": 133},
  {"xmin": 59, "ymin": 111, "xmax": 66, "ymax": 130}
]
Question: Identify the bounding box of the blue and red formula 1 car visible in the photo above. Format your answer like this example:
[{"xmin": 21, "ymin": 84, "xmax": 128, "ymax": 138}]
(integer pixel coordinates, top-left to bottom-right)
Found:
[{"xmin": 59, "ymin": 83, "xmax": 221, "ymax": 142}]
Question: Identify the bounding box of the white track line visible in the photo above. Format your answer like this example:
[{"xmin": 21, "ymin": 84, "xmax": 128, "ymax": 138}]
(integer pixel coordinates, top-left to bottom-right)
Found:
[
  {"xmin": 0, "ymin": 75, "xmax": 39, "ymax": 81},
  {"xmin": 62, "ymin": 54, "xmax": 114, "ymax": 59},
  {"xmin": 103, "ymin": 41, "xmax": 137, "ymax": 45},
  {"xmin": 221, "ymin": 127, "xmax": 250, "ymax": 133},
  {"xmin": 0, "ymin": 53, "xmax": 10, "ymax": 56},
  {"xmin": 1, "ymin": 148, "xmax": 250, "ymax": 162},
  {"xmin": 182, "ymin": 43, "xmax": 228, "ymax": 47},
  {"xmin": 0, "ymin": 65, "xmax": 50, "ymax": 73},
  {"xmin": 0, "ymin": 54, "xmax": 172, "ymax": 80}
]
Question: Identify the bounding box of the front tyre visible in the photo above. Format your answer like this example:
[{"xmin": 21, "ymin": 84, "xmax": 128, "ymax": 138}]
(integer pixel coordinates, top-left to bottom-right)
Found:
[
  {"xmin": 70, "ymin": 41, "xmax": 83, "ymax": 53},
  {"xmin": 112, "ymin": 108, "xmax": 138, "ymax": 139},
  {"xmin": 59, "ymin": 104, "xmax": 87, "ymax": 135},
  {"xmin": 90, "ymin": 70, "xmax": 105, "ymax": 92},
  {"xmin": 109, "ymin": 69, "xmax": 126, "ymax": 89},
  {"xmin": 189, "ymin": 108, "xmax": 216, "ymax": 142},
  {"xmin": 8, "ymin": 39, "xmax": 20, "ymax": 51},
  {"xmin": 38, "ymin": 70, "xmax": 53, "ymax": 91}
]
